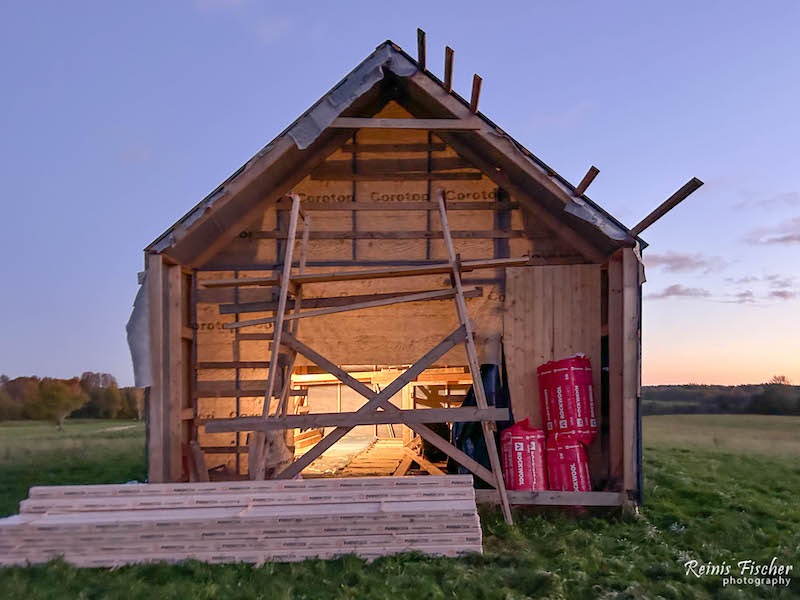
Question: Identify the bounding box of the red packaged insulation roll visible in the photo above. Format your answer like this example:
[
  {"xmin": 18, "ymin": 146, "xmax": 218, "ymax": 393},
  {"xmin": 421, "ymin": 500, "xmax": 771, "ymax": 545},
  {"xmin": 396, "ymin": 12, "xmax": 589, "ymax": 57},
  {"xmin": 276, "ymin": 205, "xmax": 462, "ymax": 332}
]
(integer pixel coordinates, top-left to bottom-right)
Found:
[
  {"xmin": 545, "ymin": 434, "xmax": 592, "ymax": 492},
  {"xmin": 536, "ymin": 355, "xmax": 597, "ymax": 445},
  {"xmin": 500, "ymin": 418, "xmax": 547, "ymax": 491}
]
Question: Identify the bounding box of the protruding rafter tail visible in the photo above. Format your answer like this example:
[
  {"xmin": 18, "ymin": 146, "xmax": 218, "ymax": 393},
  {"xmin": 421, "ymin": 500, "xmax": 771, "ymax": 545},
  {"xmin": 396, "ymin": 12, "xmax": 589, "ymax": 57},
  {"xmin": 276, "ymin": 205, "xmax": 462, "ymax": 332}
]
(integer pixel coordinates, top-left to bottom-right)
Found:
[{"xmin": 630, "ymin": 177, "xmax": 704, "ymax": 237}]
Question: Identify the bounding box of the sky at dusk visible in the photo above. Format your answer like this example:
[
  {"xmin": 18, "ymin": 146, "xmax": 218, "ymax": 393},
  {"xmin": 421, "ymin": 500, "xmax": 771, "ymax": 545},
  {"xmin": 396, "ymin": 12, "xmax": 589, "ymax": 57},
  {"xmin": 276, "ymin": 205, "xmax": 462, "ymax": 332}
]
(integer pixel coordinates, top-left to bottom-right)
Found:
[{"xmin": 1, "ymin": 1, "xmax": 798, "ymax": 387}]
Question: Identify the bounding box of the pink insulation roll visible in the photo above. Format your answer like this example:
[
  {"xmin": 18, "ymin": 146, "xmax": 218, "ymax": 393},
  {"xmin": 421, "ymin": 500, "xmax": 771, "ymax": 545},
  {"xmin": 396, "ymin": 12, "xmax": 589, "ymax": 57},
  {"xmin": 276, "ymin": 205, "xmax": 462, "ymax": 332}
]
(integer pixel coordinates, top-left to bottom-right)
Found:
[
  {"xmin": 545, "ymin": 434, "xmax": 592, "ymax": 492},
  {"xmin": 536, "ymin": 355, "xmax": 597, "ymax": 445},
  {"xmin": 500, "ymin": 418, "xmax": 548, "ymax": 491}
]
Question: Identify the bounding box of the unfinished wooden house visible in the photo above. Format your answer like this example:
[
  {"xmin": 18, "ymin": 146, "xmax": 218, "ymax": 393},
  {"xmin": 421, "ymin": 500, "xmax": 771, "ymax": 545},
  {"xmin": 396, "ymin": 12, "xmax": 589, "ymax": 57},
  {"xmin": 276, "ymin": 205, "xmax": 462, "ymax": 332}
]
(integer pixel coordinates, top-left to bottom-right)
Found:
[{"xmin": 128, "ymin": 33, "xmax": 701, "ymax": 517}]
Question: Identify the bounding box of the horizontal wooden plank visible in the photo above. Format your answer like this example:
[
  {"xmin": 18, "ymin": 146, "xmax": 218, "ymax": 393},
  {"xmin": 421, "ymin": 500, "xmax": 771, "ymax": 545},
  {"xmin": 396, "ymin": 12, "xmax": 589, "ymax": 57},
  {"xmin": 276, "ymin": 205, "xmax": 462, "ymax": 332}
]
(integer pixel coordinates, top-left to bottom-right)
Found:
[
  {"xmin": 250, "ymin": 230, "xmax": 525, "ymax": 240},
  {"xmin": 201, "ymin": 257, "xmax": 530, "ymax": 289},
  {"xmin": 205, "ymin": 407, "xmax": 510, "ymax": 433},
  {"xmin": 195, "ymin": 381, "xmax": 307, "ymax": 398},
  {"xmin": 218, "ymin": 287, "xmax": 483, "ymax": 315},
  {"xmin": 314, "ymin": 157, "xmax": 470, "ymax": 176},
  {"xmin": 274, "ymin": 201, "xmax": 519, "ymax": 211},
  {"xmin": 20, "ymin": 488, "xmax": 476, "ymax": 514},
  {"xmin": 223, "ymin": 287, "xmax": 472, "ymax": 330},
  {"xmin": 27, "ymin": 475, "xmax": 476, "ymax": 499},
  {"xmin": 331, "ymin": 117, "xmax": 482, "ymax": 130},
  {"xmin": 339, "ymin": 142, "xmax": 448, "ymax": 153},
  {"xmin": 310, "ymin": 172, "xmax": 482, "ymax": 181},
  {"xmin": 474, "ymin": 490, "xmax": 626, "ymax": 507}
]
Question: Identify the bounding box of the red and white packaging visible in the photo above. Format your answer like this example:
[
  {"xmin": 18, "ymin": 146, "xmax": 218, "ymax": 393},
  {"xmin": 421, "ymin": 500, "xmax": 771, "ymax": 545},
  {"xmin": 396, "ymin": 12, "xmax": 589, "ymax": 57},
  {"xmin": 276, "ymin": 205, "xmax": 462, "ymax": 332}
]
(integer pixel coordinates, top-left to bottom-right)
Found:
[
  {"xmin": 537, "ymin": 355, "xmax": 597, "ymax": 445},
  {"xmin": 500, "ymin": 418, "xmax": 547, "ymax": 491},
  {"xmin": 545, "ymin": 434, "xmax": 592, "ymax": 492}
]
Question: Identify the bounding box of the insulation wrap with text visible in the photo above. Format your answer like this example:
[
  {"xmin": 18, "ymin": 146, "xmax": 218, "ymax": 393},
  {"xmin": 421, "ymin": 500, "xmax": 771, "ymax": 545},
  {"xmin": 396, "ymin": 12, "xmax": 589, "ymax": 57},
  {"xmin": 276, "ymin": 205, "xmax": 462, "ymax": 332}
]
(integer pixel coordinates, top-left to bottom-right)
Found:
[
  {"xmin": 537, "ymin": 355, "xmax": 597, "ymax": 492},
  {"xmin": 500, "ymin": 418, "xmax": 547, "ymax": 491}
]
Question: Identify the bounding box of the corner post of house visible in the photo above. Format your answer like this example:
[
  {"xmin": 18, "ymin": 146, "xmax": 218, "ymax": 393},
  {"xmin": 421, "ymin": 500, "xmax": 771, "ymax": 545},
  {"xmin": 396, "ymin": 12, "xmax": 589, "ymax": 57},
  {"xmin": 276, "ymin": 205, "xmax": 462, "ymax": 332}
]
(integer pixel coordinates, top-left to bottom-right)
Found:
[
  {"xmin": 147, "ymin": 252, "xmax": 190, "ymax": 483},
  {"xmin": 607, "ymin": 246, "xmax": 642, "ymax": 493}
]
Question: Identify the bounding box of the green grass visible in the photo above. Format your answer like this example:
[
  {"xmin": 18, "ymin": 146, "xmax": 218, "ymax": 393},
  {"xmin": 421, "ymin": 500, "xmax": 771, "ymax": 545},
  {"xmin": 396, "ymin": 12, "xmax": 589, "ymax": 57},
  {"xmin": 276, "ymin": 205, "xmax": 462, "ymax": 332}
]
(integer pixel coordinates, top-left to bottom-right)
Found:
[
  {"xmin": 0, "ymin": 420, "xmax": 146, "ymax": 517},
  {"xmin": 1, "ymin": 416, "xmax": 798, "ymax": 599}
]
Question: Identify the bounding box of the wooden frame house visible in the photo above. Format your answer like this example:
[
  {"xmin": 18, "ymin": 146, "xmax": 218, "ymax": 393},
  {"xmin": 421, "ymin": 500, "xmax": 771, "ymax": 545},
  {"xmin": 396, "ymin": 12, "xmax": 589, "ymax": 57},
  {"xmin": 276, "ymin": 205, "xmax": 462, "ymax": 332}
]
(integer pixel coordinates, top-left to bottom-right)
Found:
[{"xmin": 128, "ymin": 34, "xmax": 701, "ymax": 514}]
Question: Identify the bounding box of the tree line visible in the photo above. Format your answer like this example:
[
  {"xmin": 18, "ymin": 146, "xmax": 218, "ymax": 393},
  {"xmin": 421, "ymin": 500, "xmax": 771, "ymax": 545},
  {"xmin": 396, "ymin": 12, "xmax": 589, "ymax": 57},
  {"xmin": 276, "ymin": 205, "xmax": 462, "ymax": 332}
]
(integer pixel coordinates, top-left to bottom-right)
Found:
[
  {"xmin": 642, "ymin": 376, "xmax": 800, "ymax": 416},
  {"xmin": 0, "ymin": 372, "xmax": 143, "ymax": 428}
]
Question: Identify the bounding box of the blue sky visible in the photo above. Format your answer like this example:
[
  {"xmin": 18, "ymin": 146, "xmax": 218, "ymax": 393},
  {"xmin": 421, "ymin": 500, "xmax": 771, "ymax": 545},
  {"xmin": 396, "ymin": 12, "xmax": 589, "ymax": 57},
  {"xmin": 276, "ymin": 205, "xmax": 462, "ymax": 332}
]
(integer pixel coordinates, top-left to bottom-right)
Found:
[{"xmin": 1, "ymin": 1, "xmax": 798, "ymax": 386}]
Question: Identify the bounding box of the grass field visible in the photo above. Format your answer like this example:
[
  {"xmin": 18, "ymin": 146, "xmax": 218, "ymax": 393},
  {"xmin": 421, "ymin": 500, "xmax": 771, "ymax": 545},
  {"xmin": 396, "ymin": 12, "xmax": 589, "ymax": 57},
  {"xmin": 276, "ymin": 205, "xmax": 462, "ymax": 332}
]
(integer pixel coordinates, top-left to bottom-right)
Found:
[{"xmin": 0, "ymin": 416, "xmax": 798, "ymax": 599}]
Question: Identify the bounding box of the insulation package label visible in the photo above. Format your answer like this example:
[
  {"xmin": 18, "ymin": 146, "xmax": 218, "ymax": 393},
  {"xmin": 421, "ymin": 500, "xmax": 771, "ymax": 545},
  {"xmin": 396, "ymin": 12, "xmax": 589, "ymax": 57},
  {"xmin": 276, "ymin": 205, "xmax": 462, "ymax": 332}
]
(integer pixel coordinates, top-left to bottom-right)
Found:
[
  {"xmin": 545, "ymin": 435, "xmax": 592, "ymax": 492},
  {"xmin": 536, "ymin": 355, "xmax": 597, "ymax": 445},
  {"xmin": 500, "ymin": 418, "xmax": 547, "ymax": 491}
]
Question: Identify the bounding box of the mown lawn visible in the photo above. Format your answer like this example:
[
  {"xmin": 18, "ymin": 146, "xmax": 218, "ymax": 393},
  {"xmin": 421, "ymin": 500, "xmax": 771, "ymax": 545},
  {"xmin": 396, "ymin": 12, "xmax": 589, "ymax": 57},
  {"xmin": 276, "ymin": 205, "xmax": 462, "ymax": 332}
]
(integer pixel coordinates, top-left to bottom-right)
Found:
[{"xmin": 0, "ymin": 416, "xmax": 798, "ymax": 599}]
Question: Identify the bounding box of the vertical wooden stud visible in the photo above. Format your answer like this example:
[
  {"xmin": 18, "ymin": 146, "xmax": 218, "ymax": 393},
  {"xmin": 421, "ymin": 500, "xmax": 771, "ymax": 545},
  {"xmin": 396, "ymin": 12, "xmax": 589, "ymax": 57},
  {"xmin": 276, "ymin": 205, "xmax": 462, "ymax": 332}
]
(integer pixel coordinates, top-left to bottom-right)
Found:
[
  {"xmin": 470, "ymin": 75, "xmax": 482, "ymax": 113},
  {"xmin": 443, "ymin": 46, "xmax": 454, "ymax": 92},
  {"xmin": 417, "ymin": 28, "xmax": 426, "ymax": 71}
]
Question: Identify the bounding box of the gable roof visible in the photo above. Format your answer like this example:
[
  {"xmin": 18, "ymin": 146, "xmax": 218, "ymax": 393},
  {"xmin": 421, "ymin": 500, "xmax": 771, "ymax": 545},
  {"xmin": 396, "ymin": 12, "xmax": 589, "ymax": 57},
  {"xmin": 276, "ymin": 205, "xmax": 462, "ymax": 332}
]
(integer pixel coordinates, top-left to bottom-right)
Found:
[{"xmin": 148, "ymin": 40, "xmax": 640, "ymax": 266}]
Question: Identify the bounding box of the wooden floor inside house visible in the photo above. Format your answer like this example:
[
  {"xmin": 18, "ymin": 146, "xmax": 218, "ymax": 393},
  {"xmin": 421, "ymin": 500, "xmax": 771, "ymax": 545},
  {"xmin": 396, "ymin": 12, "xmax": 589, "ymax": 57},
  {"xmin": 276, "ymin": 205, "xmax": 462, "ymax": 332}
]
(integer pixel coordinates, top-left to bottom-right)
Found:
[{"xmin": 299, "ymin": 437, "xmax": 448, "ymax": 479}]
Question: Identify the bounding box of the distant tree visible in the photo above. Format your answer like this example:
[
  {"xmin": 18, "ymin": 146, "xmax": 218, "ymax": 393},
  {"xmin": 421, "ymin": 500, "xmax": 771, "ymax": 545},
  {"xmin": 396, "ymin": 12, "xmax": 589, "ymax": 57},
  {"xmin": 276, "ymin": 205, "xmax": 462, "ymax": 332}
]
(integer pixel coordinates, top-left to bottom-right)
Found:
[
  {"xmin": 97, "ymin": 383, "xmax": 123, "ymax": 418},
  {"xmin": 768, "ymin": 375, "xmax": 791, "ymax": 385},
  {"xmin": 76, "ymin": 372, "xmax": 121, "ymax": 418},
  {"xmin": 6, "ymin": 376, "xmax": 40, "ymax": 405},
  {"xmin": 119, "ymin": 387, "xmax": 144, "ymax": 420},
  {"xmin": 749, "ymin": 384, "xmax": 800, "ymax": 416},
  {"xmin": 27, "ymin": 378, "xmax": 88, "ymax": 430},
  {"xmin": 0, "ymin": 387, "xmax": 23, "ymax": 420}
]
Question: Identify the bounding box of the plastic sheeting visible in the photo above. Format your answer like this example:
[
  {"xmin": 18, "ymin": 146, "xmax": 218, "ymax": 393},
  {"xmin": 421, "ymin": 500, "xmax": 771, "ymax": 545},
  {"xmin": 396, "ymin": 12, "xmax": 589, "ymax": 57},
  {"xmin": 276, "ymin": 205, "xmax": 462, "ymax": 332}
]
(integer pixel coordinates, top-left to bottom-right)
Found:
[{"xmin": 126, "ymin": 273, "xmax": 151, "ymax": 388}]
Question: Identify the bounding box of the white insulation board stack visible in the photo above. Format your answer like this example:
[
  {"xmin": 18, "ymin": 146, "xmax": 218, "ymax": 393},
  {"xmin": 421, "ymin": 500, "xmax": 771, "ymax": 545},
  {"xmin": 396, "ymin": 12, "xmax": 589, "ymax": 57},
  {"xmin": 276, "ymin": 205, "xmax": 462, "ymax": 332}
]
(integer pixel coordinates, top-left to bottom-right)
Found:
[{"xmin": 0, "ymin": 475, "xmax": 482, "ymax": 567}]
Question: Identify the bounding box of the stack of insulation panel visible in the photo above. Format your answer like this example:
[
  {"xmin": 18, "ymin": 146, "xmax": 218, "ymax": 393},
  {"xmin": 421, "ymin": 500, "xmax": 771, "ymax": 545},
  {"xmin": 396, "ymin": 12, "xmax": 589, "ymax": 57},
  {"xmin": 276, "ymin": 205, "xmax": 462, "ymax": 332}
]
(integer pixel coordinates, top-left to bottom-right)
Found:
[{"xmin": 0, "ymin": 476, "xmax": 481, "ymax": 567}]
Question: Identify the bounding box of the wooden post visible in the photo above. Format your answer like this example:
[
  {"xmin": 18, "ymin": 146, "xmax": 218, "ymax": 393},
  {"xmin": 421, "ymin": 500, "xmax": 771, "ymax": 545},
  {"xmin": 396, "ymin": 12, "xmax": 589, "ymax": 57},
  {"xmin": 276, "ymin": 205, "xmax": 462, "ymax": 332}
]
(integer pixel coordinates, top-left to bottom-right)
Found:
[
  {"xmin": 436, "ymin": 190, "xmax": 513, "ymax": 525},
  {"xmin": 146, "ymin": 254, "xmax": 166, "ymax": 483},
  {"xmin": 277, "ymin": 207, "xmax": 311, "ymax": 417},
  {"xmin": 165, "ymin": 264, "xmax": 184, "ymax": 481},
  {"xmin": 250, "ymin": 194, "xmax": 301, "ymax": 479},
  {"xmin": 607, "ymin": 247, "xmax": 641, "ymax": 492}
]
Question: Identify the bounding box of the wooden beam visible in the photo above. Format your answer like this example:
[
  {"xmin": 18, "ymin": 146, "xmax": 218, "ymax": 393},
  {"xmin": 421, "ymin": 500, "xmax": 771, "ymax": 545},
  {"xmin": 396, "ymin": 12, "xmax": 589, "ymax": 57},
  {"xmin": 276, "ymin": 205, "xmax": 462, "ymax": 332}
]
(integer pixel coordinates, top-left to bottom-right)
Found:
[
  {"xmin": 339, "ymin": 142, "xmax": 447, "ymax": 153},
  {"xmin": 622, "ymin": 247, "xmax": 641, "ymax": 492},
  {"xmin": 417, "ymin": 28, "xmax": 426, "ymax": 71},
  {"xmin": 330, "ymin": 117, "xmax": 482, "ymax": 130},
  {"xmin": 469, "ymin": 75, "xmax": 482, "ymax": 113},
  {"xmin": 219, "ymin": 286, "xmax": 484, "ymax": 315},
  {"xmin": 443, "ymin": 46, "xmax": 454, "ymax": 93},
  {"xmin": 250, "ymin": 230, "xmax": 524, "ymax": 240},
  {"xmin": 223, "ymin": 287, "xmax": 475, "ymax": 330},
  {"xmin": 402, "ymin": 447, "xmax": 445, "ymax": 476},
  {"xmin": 274, "ymin": 200, "xmax": 519, "ymax": 211},
  {"xmin": 165, "ymin": 264, "xmax": 185, "ymax": 481},
  {"xmin": 248, "ymin": 196, "xmax": 299, "ymax": 479},
  {"xmin": 310, "ymin": 171, "xmax": 482, "ymax": 182},
  {"xmin": 574, "ymin": 166, "xmax": 600, "ymax": 196},
  {"xmin": 276, "ymin": 209, "xmax": 311, "ymax": 418},
  {"xmin": 201, "ymin": 257, "xmax": 529, "ymax": 288},
  {"xmin": 195, "ymin": 381, "xmax": 307, "ymax": 398},
  {"xmin": 205, "ymin": 407, "xmax": 510, "ymax": 432},
  {"xmin": 475, "ymin": 489, "xmax": 626, "ymax": 506},
  {"xmin": 630, "ymin": 178, "xmax": 704, "ymax": 237},
  {"xmin": 146, "ymin": 254, "xmax": 166, "ymax": 483},
  {"xmin": 314, "ymin": 156, "xmax": 471, "ymax": 176},
  {"xmin": 392, "ymin": 454, "xmax": 413, "ymax": 476}
]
